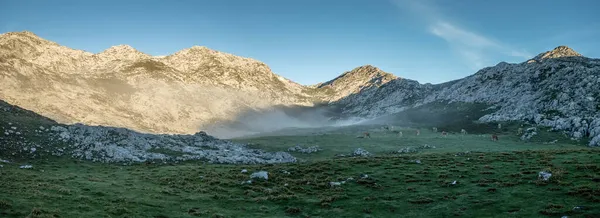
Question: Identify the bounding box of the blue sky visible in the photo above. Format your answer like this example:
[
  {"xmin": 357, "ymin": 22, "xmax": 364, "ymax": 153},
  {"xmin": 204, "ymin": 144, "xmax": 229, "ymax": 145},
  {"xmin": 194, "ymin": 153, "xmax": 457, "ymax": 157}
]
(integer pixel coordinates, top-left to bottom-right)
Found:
[{"xmin": 1, "ymin": 0, "xmax": 599, "ymax": 85}]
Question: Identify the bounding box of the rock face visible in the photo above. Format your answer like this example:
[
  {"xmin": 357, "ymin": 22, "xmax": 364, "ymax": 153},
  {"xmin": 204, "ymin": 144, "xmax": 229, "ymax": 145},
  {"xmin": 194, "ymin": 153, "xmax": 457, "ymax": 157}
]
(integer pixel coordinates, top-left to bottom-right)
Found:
[
  {"xmin": 0, "ymin": 31, "xmax": 317, "ymax": 136},
  {"xmin": 315, "ymin": 65, "xmax": 397, "ymax": 102},
  {"xmin": 334, "ymin": 46, "xmax": 600, "ymax": 146},
  {"xmin": 0, "ymin": 99, "xmax": 296, "ymax": 164},
  {"xmin": 1, "ymin": 31, "xmax": 599, "ymax": 146},
  {"xmin": 529, "ymin": 45, "xmax": 582, "ymax": 63}
]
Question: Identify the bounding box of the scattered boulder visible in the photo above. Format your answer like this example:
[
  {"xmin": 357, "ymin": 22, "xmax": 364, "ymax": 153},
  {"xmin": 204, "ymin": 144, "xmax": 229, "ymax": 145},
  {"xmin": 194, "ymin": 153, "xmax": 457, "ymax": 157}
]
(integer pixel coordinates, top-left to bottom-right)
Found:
[
  {"xmin": 250, "ymin": 171, "xmax": 269, "ymax": 180},
  {"xmin": 396, "ymin": 145, "xmax": 436, "ymax": 154},
  {"xmin": 419, "ymin": 144, "xmax": 436, "ymax": 149},
  {"xmin": 287, "ymin": 145, "xmax": 322, "ymax": 154},
  {"xmin": 538, "ymin": 171, "xmax": 552, "ymax": 181},
  {"xmin": 19, "ymin": 165, "xmax": 33, "ymax": 169},
  {"xmin": 241, "ymin": 169, "xmax": 248, "ymax": 173},
  {"xmin": 329, "ymin": 182, "xmax": 342, "ymax": 187},
  {"xmin": 352, "ymin": 148, "xmax": 371, "ymax": 157},
  {"xmin": 397, "ymin": 147, "xmax": 418, "ymax": 154},
  {"xmin": 521, "ymin": 127, "xmax": 538, "ymax": 141},
  {"xmin": 241, "ymin": 180, "xmax": 252, "ymax": 185}
]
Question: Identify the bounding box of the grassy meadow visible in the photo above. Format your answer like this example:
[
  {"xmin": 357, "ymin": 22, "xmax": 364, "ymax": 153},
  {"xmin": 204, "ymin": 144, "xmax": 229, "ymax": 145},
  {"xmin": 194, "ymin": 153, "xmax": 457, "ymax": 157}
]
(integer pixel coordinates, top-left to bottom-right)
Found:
[{"xmin": 1, "ymin": 122, "xmax": 599, "ymax": 217}]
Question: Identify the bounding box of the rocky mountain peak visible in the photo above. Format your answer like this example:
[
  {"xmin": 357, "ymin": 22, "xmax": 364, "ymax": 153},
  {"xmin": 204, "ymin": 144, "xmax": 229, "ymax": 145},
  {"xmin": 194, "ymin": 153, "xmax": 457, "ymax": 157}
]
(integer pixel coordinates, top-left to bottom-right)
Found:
[
  {"xmin": 97, "ymin": 44, "xmax": 150, "ymax": 61},
  {"xmin": 316, "ymin": 65, "xmax": 398, "ymax": 102},
  {"xmin": 1, "ymin": 30, "xmax": 38, "ymax": 37},
  {"xmin": 170, "ymin": 45, "xmax": 215, "ymax": 57},
  {"xmin": 320, "ymin": 65, "xmax": 397, "ymax": 87},
  {"xmin": 0, "ymin": 30, "xmax": 58, "ymax": 48},
  {"xmin": 529, "ymin": 45, "xmax": 583, "ymax": 63}
]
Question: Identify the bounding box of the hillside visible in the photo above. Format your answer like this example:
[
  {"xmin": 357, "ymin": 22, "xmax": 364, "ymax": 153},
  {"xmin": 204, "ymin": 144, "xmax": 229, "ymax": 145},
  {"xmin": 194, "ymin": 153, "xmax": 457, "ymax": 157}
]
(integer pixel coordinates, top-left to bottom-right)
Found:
[
  {"xmin": 0, "ymin": 99, "xmax": 295, "ymax": 164},
  {"xmin": 0, "ymin": 31, "xmax": 325, "ymax": 136},
  {"xmin": 334, "ymin": 46, "xmax": 600, "ymax": 146},
  {"xmin": 1, "ymin": 31, "xmax": 599, "ymax": 145}
]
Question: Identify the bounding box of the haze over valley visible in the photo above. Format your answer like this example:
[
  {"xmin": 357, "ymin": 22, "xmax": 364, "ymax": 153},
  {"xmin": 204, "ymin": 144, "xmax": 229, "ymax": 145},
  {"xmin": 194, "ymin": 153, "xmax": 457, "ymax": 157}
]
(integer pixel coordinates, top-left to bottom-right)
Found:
[{"xmin": 1, "ymin": 0, "xmax": 600, "ymax": 217}]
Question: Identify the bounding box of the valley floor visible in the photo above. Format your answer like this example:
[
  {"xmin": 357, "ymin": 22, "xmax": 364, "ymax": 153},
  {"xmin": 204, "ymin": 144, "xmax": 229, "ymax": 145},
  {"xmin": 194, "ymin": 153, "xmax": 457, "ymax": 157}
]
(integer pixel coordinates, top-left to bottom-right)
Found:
[{"xmin": 1, "ymin": 126, "xmax": 599, "ymax": 218}]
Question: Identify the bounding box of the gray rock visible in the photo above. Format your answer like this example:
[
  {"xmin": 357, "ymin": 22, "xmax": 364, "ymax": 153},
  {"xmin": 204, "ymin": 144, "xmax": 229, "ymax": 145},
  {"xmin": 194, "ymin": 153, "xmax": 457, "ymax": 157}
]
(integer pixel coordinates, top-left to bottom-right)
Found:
[
  {"xmin": 329, "ymin": 182, "xmax": 342, "ymax": 187},
  {"xmin": 352, "ymin": 148, "xmax": 371, "ymax": 157},
  {"xmin": 19, "ymin": 165, "xmax": 33, "ymax": 169},
  {"xmin": 250, "ymin": 171, "xmax": 269, "ymax": 180},
  {"xmin": 287, "ymin": 145, "xmax": 322, "ymax": 154},
  {"xmin": 539, "ymin": 171, "xmax": 552, "ymax": 181}
]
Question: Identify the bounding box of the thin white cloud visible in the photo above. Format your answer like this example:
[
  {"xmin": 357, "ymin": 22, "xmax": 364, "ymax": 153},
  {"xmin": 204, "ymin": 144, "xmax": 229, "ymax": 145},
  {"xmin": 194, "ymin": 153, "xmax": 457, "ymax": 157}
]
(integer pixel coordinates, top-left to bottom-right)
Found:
[{"xmin": 392, "ymin": 0, "xmax": 531, "ymax": 68}]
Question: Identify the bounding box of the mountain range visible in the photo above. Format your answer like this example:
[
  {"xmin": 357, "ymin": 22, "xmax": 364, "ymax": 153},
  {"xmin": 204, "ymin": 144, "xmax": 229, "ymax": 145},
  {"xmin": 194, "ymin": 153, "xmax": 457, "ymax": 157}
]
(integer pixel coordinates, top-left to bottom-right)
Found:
[{"xmin": 1, "ymin": 31, "xmax": 599, "ymax": 146}]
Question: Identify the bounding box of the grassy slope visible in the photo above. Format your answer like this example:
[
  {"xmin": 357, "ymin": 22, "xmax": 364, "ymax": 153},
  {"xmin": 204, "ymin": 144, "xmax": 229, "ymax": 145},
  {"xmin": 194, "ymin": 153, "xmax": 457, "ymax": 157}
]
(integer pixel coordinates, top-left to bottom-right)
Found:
[
  {"xmin": 1, "ymin": 100, "xmax": 599, "ymax": 217},
  {"xmin": 1, "ymin": 149, "xmax": 599, "ymax": 217}
]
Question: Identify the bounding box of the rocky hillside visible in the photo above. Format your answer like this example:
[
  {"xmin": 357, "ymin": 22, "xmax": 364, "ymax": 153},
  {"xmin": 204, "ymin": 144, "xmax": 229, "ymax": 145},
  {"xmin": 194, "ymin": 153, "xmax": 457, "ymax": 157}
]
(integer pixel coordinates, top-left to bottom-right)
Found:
[
  {"xmin": 0, "ymin": 99, "xmax": 296, "ymax": 164},
  {"xmin": 314, "ymin": 65, "xmax": 397, "ymax": 102},
  {"xmin": 334, "ymin": 46, "xmax": 600, "ymax": 146},
  {"xmin": 1, "ymin": 31, "xmax": 598, "ymax": 146},
  {"xmin": 0, "ymin": 31, "xmax": 324, "ymax": 136}
]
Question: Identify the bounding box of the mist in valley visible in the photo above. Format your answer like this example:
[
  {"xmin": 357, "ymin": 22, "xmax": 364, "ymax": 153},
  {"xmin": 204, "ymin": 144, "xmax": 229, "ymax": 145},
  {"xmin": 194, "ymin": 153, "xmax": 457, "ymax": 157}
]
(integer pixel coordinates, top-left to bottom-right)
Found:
[{"xmin": 201, "ymin": 103, "xmax": 371, "ymax": 139}]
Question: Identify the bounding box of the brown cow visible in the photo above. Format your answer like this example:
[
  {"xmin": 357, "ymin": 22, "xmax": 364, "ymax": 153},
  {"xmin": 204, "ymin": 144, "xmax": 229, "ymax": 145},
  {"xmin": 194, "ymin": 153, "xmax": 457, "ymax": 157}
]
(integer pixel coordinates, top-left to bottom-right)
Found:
[
  {"xmin": 364, "ymin": 132, "xmax": 371, "ymax": 138},
  {"xmin": 491, "ymin": 134, "xmax": 499, "ymax": 141}
]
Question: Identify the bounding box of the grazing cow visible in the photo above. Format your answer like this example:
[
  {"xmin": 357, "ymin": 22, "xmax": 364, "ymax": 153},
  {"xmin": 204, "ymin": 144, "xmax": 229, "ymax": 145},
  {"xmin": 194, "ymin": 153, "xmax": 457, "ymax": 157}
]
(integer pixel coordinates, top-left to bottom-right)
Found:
[
  {"xmin": 497, "ymin": 123, "xmax": 502, "ymax": 130},
  {"xmin": 398, "ymin": 131, "xmax": 403, "ymax": 137},
  {"xmin": 416, "ymin": 130, "xmax": 421, "ymax": 136},
  {"xmin": 491, "ymin": 134, "xmax": 499, "ymax": 141},
  {"xmin": 517, "ymin": 128, "xmax": 523, "ymax": 135},
  {"xmin": 442, "ymin": 131, "xmax": 448, "ymax": 137},
  {"xmin": 432, "ymin": 127, "xmax": 438, "ymax": 132},
  {"xmin": 364, "ymin": 132, "xmax": 371, "ymax": 138},
  {"xmin": 461, "ymin": 129, "xmax": 467, "ymax": 135}
]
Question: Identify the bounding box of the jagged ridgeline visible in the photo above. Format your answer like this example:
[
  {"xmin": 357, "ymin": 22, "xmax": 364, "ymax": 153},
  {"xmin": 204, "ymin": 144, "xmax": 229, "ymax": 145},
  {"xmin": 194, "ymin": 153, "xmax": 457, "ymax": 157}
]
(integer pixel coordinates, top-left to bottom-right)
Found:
[{"xmin": 1, "ymin": 31, "xmax": 599, "ymax": 146}]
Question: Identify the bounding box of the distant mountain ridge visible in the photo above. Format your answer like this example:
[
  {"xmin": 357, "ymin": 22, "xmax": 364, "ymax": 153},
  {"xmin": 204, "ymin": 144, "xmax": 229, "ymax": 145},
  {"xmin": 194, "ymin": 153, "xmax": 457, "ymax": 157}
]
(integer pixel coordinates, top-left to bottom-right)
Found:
[
  {"xmin": 0, "ymin": 31, "xmax": 321, "ymax": 136},
  {"xmin": 1, "ymin": 31, "xmax": 599, "ymax": 146},
  {"xmin": 333, "ymin": 46, "xmax": 600, "ymax": 146}
]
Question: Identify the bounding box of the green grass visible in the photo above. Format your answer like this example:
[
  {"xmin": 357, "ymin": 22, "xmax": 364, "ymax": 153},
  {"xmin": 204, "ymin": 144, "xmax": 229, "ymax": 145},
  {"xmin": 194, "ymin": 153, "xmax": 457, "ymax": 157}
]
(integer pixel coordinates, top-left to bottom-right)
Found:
[
  {"xmin": 2, "ymin": 99, "xmax": 599, "ymax": 217},
  {"xmin": 1, "ymin": 149, "xmax": 599, "ymax": 217},
  {"xmin": 232, "ymin": 125, "xmax": 583, "ymax": 162}
]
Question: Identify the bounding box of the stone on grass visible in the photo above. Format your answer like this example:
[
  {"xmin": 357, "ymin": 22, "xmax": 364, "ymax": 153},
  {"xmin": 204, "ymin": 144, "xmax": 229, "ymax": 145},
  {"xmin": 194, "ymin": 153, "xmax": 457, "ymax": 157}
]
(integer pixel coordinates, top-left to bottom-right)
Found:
[
  {"xmin": 251, "ymin": 171, "xmax": 269, "ymax": 180},
  {"xmin": 241, "ymin": 169, "xmax": 248, "ymax": 173},
  {"xmin": 287, "ymin": 145, "xmax": 322, "ymax": 154},
  {"xmin": 329, "ymin": 182, "xmax": 341, "ymax": 187},
  {"xmin": 19, "ymin": 165, "xmax": 33, "ymax": 169},
  {"xmin": 521, "ymin": 127, "xmax": 538, "ymax": 141},
  {"xmin": 352, "ymin": 148, "xmax": 371, "ymax": 157},
  {"xmin": 539, "ymin": 171, "xmax": 552, "ymax": 181}
]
